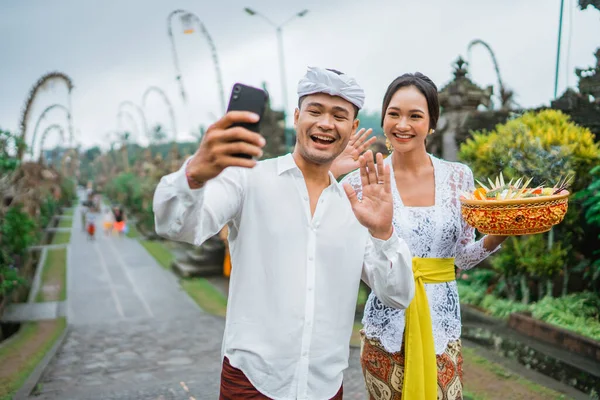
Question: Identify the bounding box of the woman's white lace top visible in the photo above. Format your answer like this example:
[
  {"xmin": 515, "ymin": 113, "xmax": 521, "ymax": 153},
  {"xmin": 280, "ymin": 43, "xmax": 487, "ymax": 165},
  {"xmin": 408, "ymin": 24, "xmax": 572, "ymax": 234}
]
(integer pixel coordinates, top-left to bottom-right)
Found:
[{"xmin": 342, "ymin": 154, "xmax": 498, "ymax": 354}]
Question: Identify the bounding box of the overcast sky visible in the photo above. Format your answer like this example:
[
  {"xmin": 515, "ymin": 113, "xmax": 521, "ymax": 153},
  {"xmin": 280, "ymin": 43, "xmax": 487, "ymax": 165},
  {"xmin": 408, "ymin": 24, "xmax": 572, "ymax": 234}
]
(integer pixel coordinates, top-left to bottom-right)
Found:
[{"xmin": 1, "ymin": 0, "xmax": 599, "ymax": 157}]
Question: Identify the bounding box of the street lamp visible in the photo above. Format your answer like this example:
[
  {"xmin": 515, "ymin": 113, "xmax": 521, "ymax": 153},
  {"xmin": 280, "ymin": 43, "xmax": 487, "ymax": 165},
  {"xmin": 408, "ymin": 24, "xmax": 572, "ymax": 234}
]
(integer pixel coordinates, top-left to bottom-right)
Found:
[
  {"xmin": 167, "ymin": 9, "xmax": 227, "ymax": 114},
  {"xmin": 244, "ymin": 7, "xmax": 308, "ymax": 114},
  {"xmin": 244, "ymin": 8, "xmax": 308, "ymax": 149}
]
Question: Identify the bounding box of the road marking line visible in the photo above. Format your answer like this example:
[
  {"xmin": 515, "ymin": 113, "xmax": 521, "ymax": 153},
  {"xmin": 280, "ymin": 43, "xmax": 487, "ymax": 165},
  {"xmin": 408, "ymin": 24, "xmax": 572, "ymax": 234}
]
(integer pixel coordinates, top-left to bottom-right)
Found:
[
  {"xmin": 93, "ymin": 241, "xmax": 125, "ymax": 318},
  {"xmin": 106, "ymin": 237, "xmax": 155, "ymax": 318}
]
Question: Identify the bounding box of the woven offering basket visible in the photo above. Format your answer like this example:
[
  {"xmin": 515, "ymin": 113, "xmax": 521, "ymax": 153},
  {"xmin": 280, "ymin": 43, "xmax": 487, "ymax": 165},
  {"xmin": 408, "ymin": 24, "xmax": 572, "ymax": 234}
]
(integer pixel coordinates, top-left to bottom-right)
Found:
[{"xmin": 460, "ymin": 191, "xmax": 570, "ymax": 235}]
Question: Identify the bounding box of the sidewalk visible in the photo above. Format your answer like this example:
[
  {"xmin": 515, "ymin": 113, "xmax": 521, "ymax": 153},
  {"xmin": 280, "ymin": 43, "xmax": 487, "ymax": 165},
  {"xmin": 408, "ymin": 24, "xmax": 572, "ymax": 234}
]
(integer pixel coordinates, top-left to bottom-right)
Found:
[{"xmin": 30, "ymin": 203, "xmax": 224, "ymax": 399}]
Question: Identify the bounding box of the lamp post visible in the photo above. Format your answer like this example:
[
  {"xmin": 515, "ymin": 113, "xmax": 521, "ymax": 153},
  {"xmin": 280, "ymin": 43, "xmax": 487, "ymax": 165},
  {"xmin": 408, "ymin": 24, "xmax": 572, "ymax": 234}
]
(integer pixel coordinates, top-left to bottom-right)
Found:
[
  {"xmin": 244, "ymin": 8, "xmax": 308, "ymax": 149},
  {"xmin": 244, "ymin": 8, "xmax": 308, "ymax": 112},
  {"xmin": 167, "ymin": 9, "xmax": 226, "ymax": 114}
]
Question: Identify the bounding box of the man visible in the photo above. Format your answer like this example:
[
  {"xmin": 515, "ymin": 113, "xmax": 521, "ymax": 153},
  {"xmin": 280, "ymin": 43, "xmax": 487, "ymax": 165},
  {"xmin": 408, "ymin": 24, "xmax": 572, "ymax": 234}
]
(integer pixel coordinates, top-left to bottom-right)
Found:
[{"xmin": 153, "ymin": 67, "xmax": 415, "ymax": 399}]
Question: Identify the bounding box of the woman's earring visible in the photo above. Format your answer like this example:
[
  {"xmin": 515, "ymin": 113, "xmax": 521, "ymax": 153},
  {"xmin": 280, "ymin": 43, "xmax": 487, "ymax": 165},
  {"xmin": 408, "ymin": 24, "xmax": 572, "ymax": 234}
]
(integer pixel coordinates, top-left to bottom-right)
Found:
[
  {"xmin": 428, "ymin": 128, "xmax": 435, "ymax": 135},
  {"xmin": 385, "ymin": 138, "xmax": 393, "ymax": 153}
]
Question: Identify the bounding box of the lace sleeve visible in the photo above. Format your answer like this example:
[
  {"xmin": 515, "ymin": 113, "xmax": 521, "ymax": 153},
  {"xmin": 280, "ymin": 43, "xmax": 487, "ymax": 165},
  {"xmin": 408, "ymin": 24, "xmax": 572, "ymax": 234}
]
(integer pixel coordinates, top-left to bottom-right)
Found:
[{"xmin": 454, "ymin": 165, "xmax": 499, "ymax": 270}]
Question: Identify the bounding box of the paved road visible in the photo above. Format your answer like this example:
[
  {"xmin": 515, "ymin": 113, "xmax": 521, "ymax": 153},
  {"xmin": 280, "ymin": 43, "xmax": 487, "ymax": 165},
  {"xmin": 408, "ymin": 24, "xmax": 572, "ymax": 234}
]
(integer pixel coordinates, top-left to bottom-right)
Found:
[{"xmin": 32, "ymin": 202, "xmax": 368, "ymax": 399}]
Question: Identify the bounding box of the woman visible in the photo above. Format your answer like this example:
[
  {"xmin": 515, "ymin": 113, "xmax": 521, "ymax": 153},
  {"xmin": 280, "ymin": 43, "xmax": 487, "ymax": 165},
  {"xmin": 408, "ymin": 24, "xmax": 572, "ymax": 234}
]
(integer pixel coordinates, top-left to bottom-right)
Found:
[
  {"xmin": 112, "ymin": 207, "xmax": 126, "ymax": 236},
  {"xmin": 103, "ymin": 209, "xmax": 114, "ymax": 236},
  {"xmin": 337, "ymin": 73, "xmax": 506, "ymax": 399}
]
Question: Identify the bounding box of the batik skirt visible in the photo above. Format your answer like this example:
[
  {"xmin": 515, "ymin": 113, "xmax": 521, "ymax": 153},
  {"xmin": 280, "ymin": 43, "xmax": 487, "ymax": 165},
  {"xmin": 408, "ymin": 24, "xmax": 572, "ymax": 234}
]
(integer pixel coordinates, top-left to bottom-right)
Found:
[{"xmin": 360, "ymin": 331, "xmax": 463, "ymax": 400}]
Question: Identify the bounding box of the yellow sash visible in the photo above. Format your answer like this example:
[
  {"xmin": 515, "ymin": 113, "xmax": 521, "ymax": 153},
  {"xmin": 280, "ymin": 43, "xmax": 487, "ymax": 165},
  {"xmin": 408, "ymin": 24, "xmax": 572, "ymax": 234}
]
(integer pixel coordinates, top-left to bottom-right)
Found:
[{"xmin": 402, "ymin": 257, "xmax": 456, "ymax": 400}]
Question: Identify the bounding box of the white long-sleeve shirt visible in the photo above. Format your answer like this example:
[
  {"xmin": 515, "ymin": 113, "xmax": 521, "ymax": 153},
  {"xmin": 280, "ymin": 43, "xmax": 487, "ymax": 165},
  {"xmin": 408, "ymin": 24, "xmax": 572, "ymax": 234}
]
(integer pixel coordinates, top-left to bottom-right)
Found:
[{"xmin": 153, "ymin": 153, "xmax": 414, "ymax": 400}]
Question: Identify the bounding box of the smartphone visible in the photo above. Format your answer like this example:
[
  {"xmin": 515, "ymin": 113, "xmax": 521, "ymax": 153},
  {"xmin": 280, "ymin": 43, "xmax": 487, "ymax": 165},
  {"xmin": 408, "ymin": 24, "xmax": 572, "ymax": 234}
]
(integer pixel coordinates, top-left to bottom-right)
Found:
[{"xmin": 226, "ymin": 83, "xmax": 269, "ymax": 159}]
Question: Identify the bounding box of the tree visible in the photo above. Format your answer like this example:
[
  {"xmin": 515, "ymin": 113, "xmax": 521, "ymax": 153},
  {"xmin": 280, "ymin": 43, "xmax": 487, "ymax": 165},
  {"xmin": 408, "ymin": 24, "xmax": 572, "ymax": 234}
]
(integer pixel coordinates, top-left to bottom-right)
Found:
[
  {"xmin": 0, "ymin": 129, "xmax": 22, "ymax": 173},
  {"xmin": 84, "ymin": 146, "xmax": 101, "ymax": 162},
  {"xmin": 357, "ymin": 110, "xmax": 384, "ymax": 137},
  {"xmin": 579, "ymin": 0, "xmax": 600, "ymax": 11}
]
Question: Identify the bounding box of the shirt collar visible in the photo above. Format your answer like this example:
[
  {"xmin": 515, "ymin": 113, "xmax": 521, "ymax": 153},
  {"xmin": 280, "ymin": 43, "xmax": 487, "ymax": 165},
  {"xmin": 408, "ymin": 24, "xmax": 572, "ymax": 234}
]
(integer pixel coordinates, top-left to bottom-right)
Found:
[
  {"xmin": 276, "ymin": 153, "xmax": 297, "ymax": 175},
  {"xmin": 276, "ymin": 153, "xmax": 345, "ymax": 196}
]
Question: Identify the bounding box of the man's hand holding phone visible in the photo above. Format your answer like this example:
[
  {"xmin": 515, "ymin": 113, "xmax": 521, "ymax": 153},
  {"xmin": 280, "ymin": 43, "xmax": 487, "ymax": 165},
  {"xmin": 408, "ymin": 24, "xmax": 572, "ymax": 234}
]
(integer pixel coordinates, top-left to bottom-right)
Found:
[{"xmin": 185, "ymin": 111, "xmax": 266, "ymax": 189}]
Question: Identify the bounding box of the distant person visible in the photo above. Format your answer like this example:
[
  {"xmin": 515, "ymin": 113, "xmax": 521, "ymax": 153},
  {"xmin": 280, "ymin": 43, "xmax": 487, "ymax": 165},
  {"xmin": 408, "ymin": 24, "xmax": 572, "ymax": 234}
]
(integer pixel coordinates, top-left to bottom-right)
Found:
[
  {"xmin": 103, "ymin": 209, "xmax": 114, "ymax": 236},
  {"xmin": 86, "ymin": 212, "xmax": 96, "ymax": 241},
  {"xmin": 80, "ymin": 207, "xmax": 88, "ymax": 232},
  {"xmin": 113, "ymin": 207, "xmax": 126, "ymax": 236}
]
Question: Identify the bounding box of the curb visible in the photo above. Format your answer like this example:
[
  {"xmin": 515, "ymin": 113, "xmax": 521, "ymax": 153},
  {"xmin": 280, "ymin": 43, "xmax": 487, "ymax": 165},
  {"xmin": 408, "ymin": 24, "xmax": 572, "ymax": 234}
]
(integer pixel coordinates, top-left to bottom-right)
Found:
[
  {"xmin": 13, "ymin": 324, "xmax": 70, "ymax": 400},
  {"xmin": 14, "ymin": 210, "xmax": 74, "ymax": 399},
  {"xmin": 27, "ymin": 248, "xmax": 48, "ymax": 303}
]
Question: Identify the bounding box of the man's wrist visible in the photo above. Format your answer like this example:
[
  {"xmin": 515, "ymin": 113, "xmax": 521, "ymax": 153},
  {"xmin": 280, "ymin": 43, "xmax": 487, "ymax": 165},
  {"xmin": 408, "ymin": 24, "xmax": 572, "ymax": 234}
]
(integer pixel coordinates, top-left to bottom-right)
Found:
[
  {"xmin": 370, "ymin": 226, "xmax": 394, "ymax": 241},
  {"xmin": 185, "ymin": 163, "xmax": 205, "ymax": 189}
]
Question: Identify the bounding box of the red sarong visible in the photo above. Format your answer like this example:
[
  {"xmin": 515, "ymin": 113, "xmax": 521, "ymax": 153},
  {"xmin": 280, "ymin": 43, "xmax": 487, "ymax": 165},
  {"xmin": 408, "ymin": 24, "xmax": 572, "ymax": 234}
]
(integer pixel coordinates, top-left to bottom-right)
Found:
[{"xmin": 219, "ymin": 357, "xmax": 343, "ymax": 399}]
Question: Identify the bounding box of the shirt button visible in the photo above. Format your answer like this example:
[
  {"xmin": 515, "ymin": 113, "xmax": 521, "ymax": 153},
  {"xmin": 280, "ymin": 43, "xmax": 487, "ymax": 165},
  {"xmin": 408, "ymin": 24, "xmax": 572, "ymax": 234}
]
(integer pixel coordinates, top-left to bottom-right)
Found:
[
  {"xmin": 308, "ymin": 255, "xmax": 314, "ymax": 261},
  {"xmin": 302, "ymin": 351, "xmax": 308, "ymax": 357},
  {"xmin": 303, "ymin": 195, "xmax": 308, "ymax": 201}
]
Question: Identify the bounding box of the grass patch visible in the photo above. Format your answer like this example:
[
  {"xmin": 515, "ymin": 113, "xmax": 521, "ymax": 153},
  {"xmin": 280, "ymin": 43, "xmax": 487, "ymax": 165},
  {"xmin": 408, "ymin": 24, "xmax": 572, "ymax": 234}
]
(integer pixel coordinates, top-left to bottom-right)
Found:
[
  {"xmin": 462, "ymin": 347, "xmax": 567, "ymax": 399},
  {"xmin": 463, "ymin": 347, "xmax": 513, "ymax": 379},
  {"xmin": 51, "ymin": 232, "xmax": 70, "ymax": 245},
  {"xmin": 140, "ymin": 240, "xmax": 173, "ymax": 270},
  {"xmin": 140, "ymin": 239, "xmax": 228, "ymax": 317},
  {"xmin": 35, "ymin": 248, "xmax": 67, "ymax": 303},
  {"xmin": 463, "ymin": 390, "xmax": 488, "ymax": 400},
  {"xmin": 181, "ymin": 278, "xmax": 228, "ymax": 317},
  {"xmin": 57, "ymin": 218, "xmax": 72, "ymax": 228},
  {"xmin": 126, "ymin": 223, "xmax": 141, "ymax": 239},
  {"xmin": 63, "ymin": 209, "xmax": 74, "ymax": 216},
  {"xmin": 0, "ymin": 318, "xmax": 67, "ymax": 400}
]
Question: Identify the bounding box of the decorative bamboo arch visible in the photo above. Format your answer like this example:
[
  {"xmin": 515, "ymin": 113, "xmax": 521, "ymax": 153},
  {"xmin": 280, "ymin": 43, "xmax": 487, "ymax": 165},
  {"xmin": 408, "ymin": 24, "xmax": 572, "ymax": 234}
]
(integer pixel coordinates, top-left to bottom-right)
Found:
[
  {"xmin": 38, "ymin": 124, "xmax": 65, "ymax": 163},
  {"xmin": 18, "ymin": 71, "xmax": 74, "ymax": 160},
  {"xmin": 30, "ymin": 104, "xmax": 70, "ymax": 158},
  {"xmin": 142, "ymin": 86, "xmax": 178, "ymax": 141},
  {"xmin": 467, "ymin": 39, "xmax": 518, "ymax": 109}
]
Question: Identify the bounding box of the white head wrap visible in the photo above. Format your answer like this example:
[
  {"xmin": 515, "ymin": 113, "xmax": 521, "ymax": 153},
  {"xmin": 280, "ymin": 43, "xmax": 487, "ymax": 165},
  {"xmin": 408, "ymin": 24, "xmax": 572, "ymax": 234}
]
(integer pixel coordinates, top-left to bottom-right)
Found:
[{"xmin": 297, "ymin": 66, "xmax": 365, "ymax": 109}]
